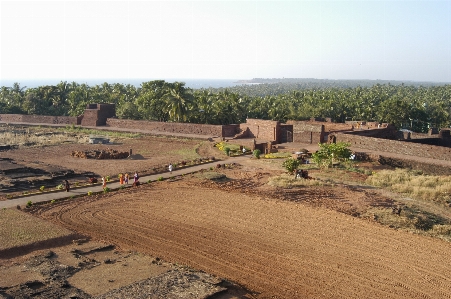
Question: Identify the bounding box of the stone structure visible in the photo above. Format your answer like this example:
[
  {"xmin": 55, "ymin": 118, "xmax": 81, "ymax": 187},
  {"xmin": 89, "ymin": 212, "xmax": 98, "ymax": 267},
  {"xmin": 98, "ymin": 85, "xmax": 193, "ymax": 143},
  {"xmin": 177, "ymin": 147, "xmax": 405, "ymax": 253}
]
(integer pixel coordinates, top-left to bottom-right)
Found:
[
  {"xmin": 286, "ymin": 121, "xmax": 326, "ymax": 144},
  {"xmin": 106, "ymin": 118, "xmax": 239, "ymax": 137},
  {"xmin": 0, "ymin": 114, "xmax": 80, "ymax": 125},
  {"xmin": 3, "ymin": 104, "xmax": 451, "ymax": 164},
  {"xmin": 81, "ymin": 103, "xmax": 116, "ymax": 127},
  {"xmin": 238, "ymin": 119, "xmax": 281, "ymax": 142},
  {"xmin": 334, "ymin": 132, "xmax": 451, "ymax": 161}
]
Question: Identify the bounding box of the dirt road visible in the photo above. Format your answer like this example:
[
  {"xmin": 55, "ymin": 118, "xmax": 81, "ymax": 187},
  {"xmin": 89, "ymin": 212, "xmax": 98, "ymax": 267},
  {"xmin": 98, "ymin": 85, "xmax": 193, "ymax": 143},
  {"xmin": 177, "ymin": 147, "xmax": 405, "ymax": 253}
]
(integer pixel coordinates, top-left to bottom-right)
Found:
[{"xmin": 32, "ymin": 179, "xmax": 451, "ymax": 299}]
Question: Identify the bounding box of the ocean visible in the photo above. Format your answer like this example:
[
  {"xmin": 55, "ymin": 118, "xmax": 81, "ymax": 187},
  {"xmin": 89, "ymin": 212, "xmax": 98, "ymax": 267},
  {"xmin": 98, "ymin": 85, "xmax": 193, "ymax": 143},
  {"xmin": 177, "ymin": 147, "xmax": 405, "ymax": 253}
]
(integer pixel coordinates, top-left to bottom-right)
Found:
[{"xmin": 0, "ymin": 78, "xmax": 244, "ymax": 90}]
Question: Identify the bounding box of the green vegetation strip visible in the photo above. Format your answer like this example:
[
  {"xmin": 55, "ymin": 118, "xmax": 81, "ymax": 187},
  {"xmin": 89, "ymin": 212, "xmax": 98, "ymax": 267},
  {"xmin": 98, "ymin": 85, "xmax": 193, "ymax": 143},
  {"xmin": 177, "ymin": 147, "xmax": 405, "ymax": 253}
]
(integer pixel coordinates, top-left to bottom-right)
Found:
[{"xmin": 56, "ymin": 126, "xmax": 142, "ymax": 138}]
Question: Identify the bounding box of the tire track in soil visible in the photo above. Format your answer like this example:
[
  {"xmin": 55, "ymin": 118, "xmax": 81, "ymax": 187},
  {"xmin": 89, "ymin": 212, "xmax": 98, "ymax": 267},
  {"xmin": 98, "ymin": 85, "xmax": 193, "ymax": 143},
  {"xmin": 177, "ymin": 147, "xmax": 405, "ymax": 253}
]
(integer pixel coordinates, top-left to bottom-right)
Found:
[{"xmin": 31, "ymin": 181, "xmax": 451, "ymax": 299}]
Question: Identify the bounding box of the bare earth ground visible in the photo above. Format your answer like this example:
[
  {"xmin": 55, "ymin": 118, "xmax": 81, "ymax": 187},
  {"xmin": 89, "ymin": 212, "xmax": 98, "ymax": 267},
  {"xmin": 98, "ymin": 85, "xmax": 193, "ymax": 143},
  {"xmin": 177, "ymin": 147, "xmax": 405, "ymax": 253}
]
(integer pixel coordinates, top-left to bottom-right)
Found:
[
  {"xmin": 24, "ymin": 171, "xmax": 451, "ymax": 298},
  {"xmin": 2, "ymin": 127, "xmax": 451, "ymax": 298}
]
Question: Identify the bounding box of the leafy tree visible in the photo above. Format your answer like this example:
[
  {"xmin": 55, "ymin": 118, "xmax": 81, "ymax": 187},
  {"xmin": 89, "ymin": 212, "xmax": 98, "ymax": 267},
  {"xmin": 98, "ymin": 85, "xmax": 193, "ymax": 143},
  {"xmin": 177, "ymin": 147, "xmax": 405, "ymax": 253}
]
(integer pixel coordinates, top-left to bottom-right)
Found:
[
  {"xmin": 164, "ymin": 82, "xmax": 192, "ymax": 122},
  {"xmin": 312, "ymin": 142, "xmax": 352, "ymax": 169},
  {"xmin": 282, "ymin": 158, "xmax": 300, "ymax": 173}
]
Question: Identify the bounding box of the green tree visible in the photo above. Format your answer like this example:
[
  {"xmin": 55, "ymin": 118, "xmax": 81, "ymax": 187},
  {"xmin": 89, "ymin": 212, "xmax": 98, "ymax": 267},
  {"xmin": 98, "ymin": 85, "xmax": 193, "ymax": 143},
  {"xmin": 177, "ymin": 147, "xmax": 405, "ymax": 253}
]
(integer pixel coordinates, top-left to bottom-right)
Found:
[
  {"xmin": 164, "ymin": 82, "xmax": 192, "ymax": 122},
  {"xmin": 312, "ymin": 142, "xmax": 352, "ymax": 169},
  {"xmin": 282, "ymin": 158, "xmax": 300, "ymax": 173}
]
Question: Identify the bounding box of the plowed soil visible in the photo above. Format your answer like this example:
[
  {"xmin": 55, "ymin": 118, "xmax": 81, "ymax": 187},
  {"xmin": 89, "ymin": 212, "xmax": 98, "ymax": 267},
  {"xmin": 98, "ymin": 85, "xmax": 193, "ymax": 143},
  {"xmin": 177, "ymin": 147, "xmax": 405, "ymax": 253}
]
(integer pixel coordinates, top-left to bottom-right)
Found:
[
  {"xmin": 30, "ymin": 170, "xmax": 451, "ymax": 299},
  {"xmin": 4, "ymin": 126, "xmax": 451, "ymax": 298}
]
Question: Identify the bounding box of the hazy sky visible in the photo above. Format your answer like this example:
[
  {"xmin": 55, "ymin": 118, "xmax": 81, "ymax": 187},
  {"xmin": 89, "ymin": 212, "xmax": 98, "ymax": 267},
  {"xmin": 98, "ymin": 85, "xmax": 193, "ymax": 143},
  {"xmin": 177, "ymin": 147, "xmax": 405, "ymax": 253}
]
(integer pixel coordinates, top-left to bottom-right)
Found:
[{"xmin": 1, "ymin": 0, "xmax": 450, "ymax": 82}]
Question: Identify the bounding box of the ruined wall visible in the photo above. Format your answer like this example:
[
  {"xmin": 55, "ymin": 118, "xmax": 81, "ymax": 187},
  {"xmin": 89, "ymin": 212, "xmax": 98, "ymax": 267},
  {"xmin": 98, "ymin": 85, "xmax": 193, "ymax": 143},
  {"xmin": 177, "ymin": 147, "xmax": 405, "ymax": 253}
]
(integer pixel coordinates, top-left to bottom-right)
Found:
[
  {"xmin": 222, "ymin": 125, "xmax": 240, "ymax": 137},
  {"xmin": 344, "ymin": 126, "xmax": 398, "ymax": 139},
  {"xmin": 97, "ymin": 104, "xmax": 116, "ymax": 125},
  {"xmin": 242, "ymin": 119, "xmax": 280, "ymax": 142},
  {"xmin": 287, "ymin": 121, "xmax": 325, "ymax": 144},
  {"xmin": 279, "ymin": 124, "xmax": 293, "ymax": 143},
  {"xmin": 81, "ymin": 103, "xmax": 116, "ymax": 126},
  {"xmin": 0, "ymin": 114, "xmax": 78, "ymax": 125},
  {"xmin": 345, "ymin": 121, "xmax": 382, "ymax": 129},
  {"xmin": 335, "ymin": 132, "xmax": 451, "ymax": 161},
  {"xmin": 106, "ymin": 118, "xmax": 224, "ymax": 136},
  {"xmin": 81, "ymin": 110, "xmax": 100, "ymax": 126}
]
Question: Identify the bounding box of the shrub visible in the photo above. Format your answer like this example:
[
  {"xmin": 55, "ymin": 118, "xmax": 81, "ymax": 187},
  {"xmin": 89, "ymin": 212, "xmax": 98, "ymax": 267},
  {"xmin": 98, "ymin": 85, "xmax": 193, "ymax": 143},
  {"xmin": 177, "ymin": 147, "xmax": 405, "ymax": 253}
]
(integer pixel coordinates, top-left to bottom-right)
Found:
[
  {"xmin": 51, "ymin": 199, "xmax": 56, "ymax": 204},
  {"xmin": 56, "ymin": 184, "xmax": 63, "ymax": 190},
  {"xmin": 26, "ymin": 200, "xmax": 32, "ymax": 207},
  {"xmin": 106, "ymin": 176, "xmax": 110, "ymax": 182},
  {"xmin": 40, "ymin": 186, "xmax": 45, "ymax": 192},
  {"xmin": 312, "ymin": 142, "xmax": 352, "ymax": 169},
  {"xmin": 147, "ymin": 179, "xmax": 152, "ymax": 183},
  {"xmin": 253, "ymin": 149, "xmax": 261, "ymax": 159},
  {"xmin": 158, "ymin": 176, "xmax": 164, "ymax": 181},
  {"xmin": 264, "ymin": 152, "xmax": 292, "ymax": 159},
  {"xmin": 282, "ymin": 158, "xmax": 301, "ymax": 173},
  {"xmin": 224, "ymin": 147, "xmax": 230, "ymax": 156},
  {"xmin": 209, "ymin": 167, "xmax": 213, "ymax": 170},
  {"xmin": 87, "ymin": 191, "xmax": 93, "ymax": 196},
  {"xmin": 103, "ymin": 187, "xmax": 110, "ymax": 193}
]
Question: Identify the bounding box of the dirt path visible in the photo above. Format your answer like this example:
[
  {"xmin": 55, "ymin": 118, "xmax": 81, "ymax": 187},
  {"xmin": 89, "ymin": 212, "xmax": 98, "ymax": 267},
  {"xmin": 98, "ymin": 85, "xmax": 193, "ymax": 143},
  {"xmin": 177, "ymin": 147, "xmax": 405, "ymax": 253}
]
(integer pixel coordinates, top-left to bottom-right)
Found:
[{"xmin": 32, "ymin": 180, "xmax": 451, "ymax": 299}]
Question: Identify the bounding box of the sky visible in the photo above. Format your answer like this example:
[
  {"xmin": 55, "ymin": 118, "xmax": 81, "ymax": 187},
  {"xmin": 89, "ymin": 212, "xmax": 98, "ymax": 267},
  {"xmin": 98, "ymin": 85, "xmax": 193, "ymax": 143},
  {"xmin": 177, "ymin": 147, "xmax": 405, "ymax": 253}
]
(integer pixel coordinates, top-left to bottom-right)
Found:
[{"xmin": 0, "ymin": 0, "xmax": 450, "ymax": 83}]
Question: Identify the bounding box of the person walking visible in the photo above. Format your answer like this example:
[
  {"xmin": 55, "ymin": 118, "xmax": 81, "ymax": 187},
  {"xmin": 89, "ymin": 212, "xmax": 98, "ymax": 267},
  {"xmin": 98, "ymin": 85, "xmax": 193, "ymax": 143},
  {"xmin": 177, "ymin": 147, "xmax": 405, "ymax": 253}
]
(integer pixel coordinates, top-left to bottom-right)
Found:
[
  {"xmin": 64, "ymin": 179, "xmax": 70, "ymax": 192},
  {"xmin": 124, "ymin": 173, "xmax": 129, "ymax": 184},
  {"xmin": 102, "ymin": 176, "xmax": 106, "ymax": 188},
  {"xmin": 134, "ymin": 172, "xmax": 139, "ymax": 183},
  {"xmin": 119, "ymin": 173, "xmax": 124, "ymax": 185},
  {"xmin": 168, "ymin": 163, "xmax": 173, "ymax": 173}
]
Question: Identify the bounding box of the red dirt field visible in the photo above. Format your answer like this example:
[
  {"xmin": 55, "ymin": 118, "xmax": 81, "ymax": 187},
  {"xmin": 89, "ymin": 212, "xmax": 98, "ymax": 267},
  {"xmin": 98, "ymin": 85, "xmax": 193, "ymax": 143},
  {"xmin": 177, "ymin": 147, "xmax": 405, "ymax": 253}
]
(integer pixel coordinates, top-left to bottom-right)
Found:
[{"xmin": 30, "ymin": 176, "xmax": 451, "ymax": 299}]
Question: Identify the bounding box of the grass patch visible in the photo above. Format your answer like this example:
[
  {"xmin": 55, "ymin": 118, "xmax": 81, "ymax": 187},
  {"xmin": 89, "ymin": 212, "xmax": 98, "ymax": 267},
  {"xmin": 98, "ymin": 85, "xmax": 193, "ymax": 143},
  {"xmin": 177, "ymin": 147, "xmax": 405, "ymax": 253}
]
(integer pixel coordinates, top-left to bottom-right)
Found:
[
  {"xmin": 366, "ymin": 169, "xmax": 451, "ymax": 204},
  {"xmin": 168, "ymin": 148, "xmax": 200, "ymax": 161},
  {"xmin": 195, "ymin": 171, "xmax": 227, "ymax": 181},
  {"xmin": 362, "ymin": 205, "xmax": 451, "ymax": 241},
  {"xmin": 57, "ymin": 126, "xmax": 141, "ymax": 139},
  {"xmin": 267, "ymin": 173, "xmax": 324, "ymax": 188}
]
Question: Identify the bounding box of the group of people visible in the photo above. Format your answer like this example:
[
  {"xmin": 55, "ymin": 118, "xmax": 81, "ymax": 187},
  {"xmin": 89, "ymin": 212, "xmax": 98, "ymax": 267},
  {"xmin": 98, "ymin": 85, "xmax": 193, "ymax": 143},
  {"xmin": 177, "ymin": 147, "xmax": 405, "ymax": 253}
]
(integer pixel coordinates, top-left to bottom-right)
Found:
[
  {"xmin": 118, "ymin": 173, "xmax": 130, "ymax": 185},
  {"xmin": 64, "ymin": 165, "xmax": 176, "ymax": 193},
  {"xmin": 100, "ymin": 172, "xmax": 139, "ymax": 188}
]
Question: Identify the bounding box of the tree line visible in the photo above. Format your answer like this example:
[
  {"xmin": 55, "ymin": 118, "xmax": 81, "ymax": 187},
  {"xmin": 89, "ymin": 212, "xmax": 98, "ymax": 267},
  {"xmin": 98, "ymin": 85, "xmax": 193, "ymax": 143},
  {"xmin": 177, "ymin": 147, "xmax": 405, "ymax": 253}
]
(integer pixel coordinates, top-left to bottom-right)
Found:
[{"xmin": 1, "ymin": 80, "xmax": 451, "ymax": 132}]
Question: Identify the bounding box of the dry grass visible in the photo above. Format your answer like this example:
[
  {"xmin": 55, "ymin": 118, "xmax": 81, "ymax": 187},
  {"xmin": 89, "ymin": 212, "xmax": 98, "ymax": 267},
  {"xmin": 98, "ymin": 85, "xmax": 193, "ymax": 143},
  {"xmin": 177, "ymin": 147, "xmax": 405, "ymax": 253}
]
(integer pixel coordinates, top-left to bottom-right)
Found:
[
  {"xmin": 0, "ymin": 131, "xmax": 86, "ymax": 146},
  {"xmin": 267, "ymin": 173, "xmax": 324, "ymax": 188},
  {"xmin": 366, "ymin": 169, "xmax": 451, "ymax": 204},
  {"xmin": 362, "ymin": 206, "xmax": 451, "ymax": 241},
  {"xmin": 0, "ymin": 208, "xmax": 73, "ymax": 251},
  {"xmin": 0, "ymin": 125, "xmax": 142, "ymax": 148}
]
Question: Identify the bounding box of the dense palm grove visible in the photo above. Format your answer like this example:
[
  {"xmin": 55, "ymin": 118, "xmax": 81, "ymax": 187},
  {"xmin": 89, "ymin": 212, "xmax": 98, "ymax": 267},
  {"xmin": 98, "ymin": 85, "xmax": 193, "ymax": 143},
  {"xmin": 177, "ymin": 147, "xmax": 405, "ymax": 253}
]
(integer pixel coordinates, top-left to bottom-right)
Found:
[{"xmin": 1, "ymin": 79, "xmax": 451, "ymax": 132}]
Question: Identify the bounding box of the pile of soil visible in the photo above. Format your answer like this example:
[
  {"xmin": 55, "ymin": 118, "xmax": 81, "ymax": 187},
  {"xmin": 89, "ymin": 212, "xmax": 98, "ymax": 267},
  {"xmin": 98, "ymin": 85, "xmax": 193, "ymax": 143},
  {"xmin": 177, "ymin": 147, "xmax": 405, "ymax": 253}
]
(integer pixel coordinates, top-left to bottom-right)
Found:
[{"xmin": 71, "ymin": 149, "xmax": 129, "ymax": 159}]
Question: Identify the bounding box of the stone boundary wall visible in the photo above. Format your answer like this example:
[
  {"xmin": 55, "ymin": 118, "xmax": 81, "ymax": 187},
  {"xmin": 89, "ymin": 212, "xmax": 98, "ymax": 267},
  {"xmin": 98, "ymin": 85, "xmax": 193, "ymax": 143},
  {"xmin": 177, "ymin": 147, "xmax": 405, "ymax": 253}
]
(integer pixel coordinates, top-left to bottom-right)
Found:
[
  {"xmin": 222, "ymin": 124, "xmax": 240, "ymax": 137},
  {"xmin": 0, "ymin": 114, "xmax": 78, "ymax": 125},
  {"xmin": 106, "ymin": 118, "xmax": 226, "ymax": 136},
  {"xmin": 344, "ymin": 127, "xmax": 398, "ymax": 140},
  {"xmin": 335, "ymin": 132, "xmax": 451, "ymax": 161},
  {"xmin": 287, "ymin": 121, "xmax": 325, "ymax": 144}
]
